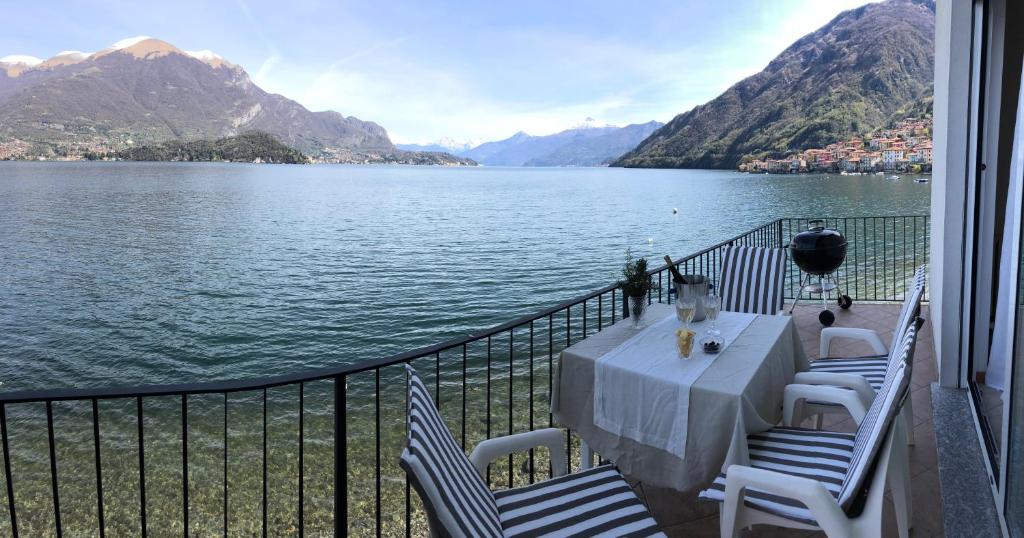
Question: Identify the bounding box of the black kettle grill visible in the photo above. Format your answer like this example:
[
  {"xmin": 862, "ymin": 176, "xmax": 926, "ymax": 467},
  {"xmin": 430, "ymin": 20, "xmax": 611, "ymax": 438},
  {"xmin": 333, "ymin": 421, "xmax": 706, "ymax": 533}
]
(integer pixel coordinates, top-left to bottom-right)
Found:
[{"xmin": 788, "ymin": 219, "xmax": 852, "ymax": 326}]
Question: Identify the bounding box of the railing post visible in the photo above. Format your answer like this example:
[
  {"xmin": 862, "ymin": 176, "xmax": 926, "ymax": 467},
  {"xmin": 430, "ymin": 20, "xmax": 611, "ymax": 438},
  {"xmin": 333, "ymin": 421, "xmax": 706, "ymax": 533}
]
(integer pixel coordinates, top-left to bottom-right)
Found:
[
  {"xmin": 1, "ymin": 404, "xmax": 17, "ymax": 538},
  {"xmin": 298, "ymin": 384, "xmax": 304, "ymax": 538},
  {"xmin": 93, "ymin": 398, "xmax": 106, "ymax": 538},
  {"xmin": 45, "ymin": 401, "xmax": 62, "ymax": 538},
  {"xmin": 181, "ymin": 395, "xmax": 188, "ymax": 538},
  {"xmin": 334, "ymin": 376, "xmax": 346, "ymax": 536},
  {"xmin": 138, "ymin": 397, "xmax": 148, "ymax": 538}
]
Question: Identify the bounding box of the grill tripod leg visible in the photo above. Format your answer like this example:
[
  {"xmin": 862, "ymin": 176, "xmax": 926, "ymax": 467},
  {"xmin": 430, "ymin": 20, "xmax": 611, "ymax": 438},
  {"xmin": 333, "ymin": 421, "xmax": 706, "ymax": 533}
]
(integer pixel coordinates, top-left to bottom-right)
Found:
[{"xmin": 789, "ymin": 274, "xmax": 808, "ymax": 314}]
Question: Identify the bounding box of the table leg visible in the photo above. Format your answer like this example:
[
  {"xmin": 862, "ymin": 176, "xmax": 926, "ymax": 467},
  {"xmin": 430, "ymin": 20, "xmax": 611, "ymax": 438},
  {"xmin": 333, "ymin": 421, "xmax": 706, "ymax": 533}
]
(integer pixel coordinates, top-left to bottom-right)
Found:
[{"xmin": 580, "ymin": 440, "xmax": 594, "ymax": 470}]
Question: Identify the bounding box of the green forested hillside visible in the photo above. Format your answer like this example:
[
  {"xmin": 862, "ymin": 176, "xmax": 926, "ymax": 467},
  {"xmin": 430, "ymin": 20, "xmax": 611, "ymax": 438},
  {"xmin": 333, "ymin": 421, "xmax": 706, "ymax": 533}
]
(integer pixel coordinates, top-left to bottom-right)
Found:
[
  {"xmin": 614, "ymin": 0, "xmax": 935, "ymax": 169},
  {"xmin": 95, "ymin": 131, "xmax": 308, "ymax": 163}
]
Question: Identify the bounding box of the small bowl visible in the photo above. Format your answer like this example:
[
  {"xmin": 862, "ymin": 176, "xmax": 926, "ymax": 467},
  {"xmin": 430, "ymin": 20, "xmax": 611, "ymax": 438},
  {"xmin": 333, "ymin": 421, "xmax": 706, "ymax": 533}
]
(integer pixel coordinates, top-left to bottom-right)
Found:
[{"xmin": 700, "ymin": 335, "xmax": 724, "ymax": 354}]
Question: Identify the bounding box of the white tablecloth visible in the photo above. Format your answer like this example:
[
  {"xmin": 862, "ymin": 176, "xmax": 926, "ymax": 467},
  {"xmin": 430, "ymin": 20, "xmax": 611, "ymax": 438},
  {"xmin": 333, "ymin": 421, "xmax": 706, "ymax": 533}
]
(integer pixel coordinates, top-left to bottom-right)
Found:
[
  {"xmin": 593, "ymin": 311, "xmax": 755, "ymax": 456},
  {"xmin": 551, "ymin": 302, "xmax": 808, "ymax": 492}
]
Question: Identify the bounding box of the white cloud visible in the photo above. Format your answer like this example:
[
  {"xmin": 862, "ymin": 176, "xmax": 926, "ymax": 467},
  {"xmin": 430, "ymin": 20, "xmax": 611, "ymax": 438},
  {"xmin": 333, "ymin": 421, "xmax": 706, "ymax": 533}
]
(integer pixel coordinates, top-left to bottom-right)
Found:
[
  {"xmin": 294, "ymin": 58, "xmax": 643, "ymax": 143},
  {"xmin": 253, "ymin": 0, "xmax": 882, "ymax": 143},
  {"xmin": 252, "ymin": 53, "xmax": 280, "ymax": 88}
]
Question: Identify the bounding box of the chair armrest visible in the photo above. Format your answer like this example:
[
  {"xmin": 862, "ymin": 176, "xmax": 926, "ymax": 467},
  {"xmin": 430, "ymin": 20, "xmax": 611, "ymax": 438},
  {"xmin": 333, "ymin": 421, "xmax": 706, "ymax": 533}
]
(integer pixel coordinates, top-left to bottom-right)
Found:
[
  {"xmin": 723, "ymin": 465, "xmax": 847, "ymax": 526},
  {"xmin": 468, "ymin": 428, "xmax": 567, "ymax": 478},
  {"xmin": 784, "ymin": 384, "xmax": 869, "ymax": 426},
  {"xmin": 794, "ymin": 371, "xmax": 877, "ymax": 403},
  {"xmin": 819, "ymin": 327, "xmax": 887, "ymax": 357}
]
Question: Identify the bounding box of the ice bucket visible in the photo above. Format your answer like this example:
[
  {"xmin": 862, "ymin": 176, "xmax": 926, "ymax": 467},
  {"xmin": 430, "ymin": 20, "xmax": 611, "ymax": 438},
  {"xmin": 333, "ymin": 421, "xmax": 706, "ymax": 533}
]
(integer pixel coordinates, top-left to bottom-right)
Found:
[{"xmin": 675, "ymin": 274, "xmax": 708, "ymax": 322}]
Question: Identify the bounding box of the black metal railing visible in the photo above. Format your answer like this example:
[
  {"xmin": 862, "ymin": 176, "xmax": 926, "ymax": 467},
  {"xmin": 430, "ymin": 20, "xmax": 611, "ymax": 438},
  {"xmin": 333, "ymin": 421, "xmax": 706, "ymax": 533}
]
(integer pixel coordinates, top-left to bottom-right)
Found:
[{"xmin": 0, "ymin": 215, "xmax": 928, "ymax": 537}]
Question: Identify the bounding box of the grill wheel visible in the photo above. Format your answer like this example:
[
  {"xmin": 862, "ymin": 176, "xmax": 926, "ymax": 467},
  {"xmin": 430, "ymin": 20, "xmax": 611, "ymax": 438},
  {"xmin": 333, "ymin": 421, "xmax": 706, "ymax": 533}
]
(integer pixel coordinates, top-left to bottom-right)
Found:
[{"xmin": 819, "ymin": 310, "xmax": 836, "ymax": 326}]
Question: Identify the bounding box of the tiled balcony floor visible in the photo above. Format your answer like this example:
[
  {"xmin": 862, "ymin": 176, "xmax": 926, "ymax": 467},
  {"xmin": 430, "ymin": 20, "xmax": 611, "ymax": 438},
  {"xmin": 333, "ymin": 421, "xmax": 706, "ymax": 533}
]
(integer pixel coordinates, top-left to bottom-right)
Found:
[{"xmin": 634, "ymin": 302, "xmax": 942, "ymax": 537}]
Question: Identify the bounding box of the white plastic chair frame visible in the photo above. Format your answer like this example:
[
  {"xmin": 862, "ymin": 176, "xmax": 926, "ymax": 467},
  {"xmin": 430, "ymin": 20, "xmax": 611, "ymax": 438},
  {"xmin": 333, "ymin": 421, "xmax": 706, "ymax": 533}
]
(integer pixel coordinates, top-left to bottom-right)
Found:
[
  {"xmin": 718, "ymin": 376, "xmax": 913, "ymax": 538},
  {"xmin": 796, "ymin": 278, "xmax": 925, "ymax": 444},
  {"xmin": 468, "ymin": 427, "xmax": 568, "ymax": 478}
]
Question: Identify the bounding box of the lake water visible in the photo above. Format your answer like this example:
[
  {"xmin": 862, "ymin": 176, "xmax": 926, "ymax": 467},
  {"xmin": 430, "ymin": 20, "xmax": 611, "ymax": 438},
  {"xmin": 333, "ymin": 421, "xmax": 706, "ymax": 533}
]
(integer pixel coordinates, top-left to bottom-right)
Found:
[
  {"xmin": 0, "ymin": 162, "xmax": 931, "ymax": 393},
  {"xmin": 0, "ymin": 161, "xmax": 932, "ymax": 536}
]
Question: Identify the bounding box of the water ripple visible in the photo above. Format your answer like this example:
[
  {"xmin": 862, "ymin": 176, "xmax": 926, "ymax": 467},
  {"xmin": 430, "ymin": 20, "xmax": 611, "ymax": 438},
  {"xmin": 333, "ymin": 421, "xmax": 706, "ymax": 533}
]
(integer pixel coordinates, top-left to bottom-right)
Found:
[{"xmin": 0, "ymin": 162, "xmax": 930, "ymax": 392}]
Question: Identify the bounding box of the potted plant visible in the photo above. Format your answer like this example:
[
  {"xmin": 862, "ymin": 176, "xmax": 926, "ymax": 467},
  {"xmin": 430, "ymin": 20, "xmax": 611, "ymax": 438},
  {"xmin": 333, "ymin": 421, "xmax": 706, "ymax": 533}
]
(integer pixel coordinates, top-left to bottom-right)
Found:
[{"xmin": 619, "ymin": 249, "xmax": 654, "ymax": 329}]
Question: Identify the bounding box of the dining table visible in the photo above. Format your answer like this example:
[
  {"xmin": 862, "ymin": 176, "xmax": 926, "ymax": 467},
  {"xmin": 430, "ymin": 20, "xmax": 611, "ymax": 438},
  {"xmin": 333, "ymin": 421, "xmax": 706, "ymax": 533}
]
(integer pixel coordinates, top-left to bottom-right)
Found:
[{"xmin": 550, "ymin": 302, "xmax": 809, "ymax": 492}]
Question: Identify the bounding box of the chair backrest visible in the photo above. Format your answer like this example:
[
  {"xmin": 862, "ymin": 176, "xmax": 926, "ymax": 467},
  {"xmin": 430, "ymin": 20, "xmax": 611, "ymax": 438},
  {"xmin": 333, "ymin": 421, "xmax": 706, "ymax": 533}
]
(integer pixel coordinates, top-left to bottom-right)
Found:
[
  {"xmin": 719, "ymin": 246, "xmax": 787, "ymax": 315},
  {"xmin": 913, "ymin": 264, "xmax": 927, "ymax": 290},
  {"xmin": 890, "ymin": 279, "xmax": 924, "ymax": 355},
  {"xmin": 399, "ymin": 366, "xmax": 503, "ymax": 538},
  {"xmin": 837, "ymin": 321, "xmax": 919, "ymax": 514}
]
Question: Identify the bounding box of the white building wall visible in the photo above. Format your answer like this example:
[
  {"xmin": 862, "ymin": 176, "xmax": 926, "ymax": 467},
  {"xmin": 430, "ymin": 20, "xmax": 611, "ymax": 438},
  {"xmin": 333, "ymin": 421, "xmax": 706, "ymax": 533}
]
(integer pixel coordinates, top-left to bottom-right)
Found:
[{"xmin": 931, "ymin": 0, "xmax": 974, "ymax": 386}]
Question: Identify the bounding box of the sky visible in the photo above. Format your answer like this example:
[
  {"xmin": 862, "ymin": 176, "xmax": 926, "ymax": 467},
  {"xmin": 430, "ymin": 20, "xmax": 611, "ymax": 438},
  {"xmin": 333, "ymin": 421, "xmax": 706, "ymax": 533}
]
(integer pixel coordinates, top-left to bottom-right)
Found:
[{"xmin": 0, "ymin": 0, "xmax": 878, "ymax": 144}]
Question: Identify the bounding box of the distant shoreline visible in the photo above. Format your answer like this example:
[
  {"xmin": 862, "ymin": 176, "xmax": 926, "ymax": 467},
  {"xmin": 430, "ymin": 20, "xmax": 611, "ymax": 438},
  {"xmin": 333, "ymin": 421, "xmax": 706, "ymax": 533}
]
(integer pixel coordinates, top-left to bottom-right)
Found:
[
  {"xmin": 0, "ymin": 160, "xmax": 935, "ymax": 175},
  {"xmin": 739, "ymin": 170, "xmax": 932, "ymax": 177},
  {"xmin": 0, "ymin": 157, "xmax": 476, "ymax": 166},
  {"xmin": 0, "ymin": 131, "xmax": 478, "ymax": 166}
]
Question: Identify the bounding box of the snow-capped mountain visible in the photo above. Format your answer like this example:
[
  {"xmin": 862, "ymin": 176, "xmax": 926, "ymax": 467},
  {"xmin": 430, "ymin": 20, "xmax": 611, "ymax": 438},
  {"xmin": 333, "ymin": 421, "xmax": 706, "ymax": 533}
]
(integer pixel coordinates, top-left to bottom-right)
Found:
[
  {"xmin": 0, "ymin": 55, "xmax": 43, "ymax": 76},
  {"xmin": 0, "ymin": 55, "xmax": 43, "ymax": 66},
  {"xmin": 461, "ymin": 119, "xmax": 663, "ymax": 166},
  {"xmin": 396, "ymin": 137, "xmax": 480, "ymax": 155},
  {"xmin": 0, "ymin": 36, "xmax": 394, "ymax": 158}
]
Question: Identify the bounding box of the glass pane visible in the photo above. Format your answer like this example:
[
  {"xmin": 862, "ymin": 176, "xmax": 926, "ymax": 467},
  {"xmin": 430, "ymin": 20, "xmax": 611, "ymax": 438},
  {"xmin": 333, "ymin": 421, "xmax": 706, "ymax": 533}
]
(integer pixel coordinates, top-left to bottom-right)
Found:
[
  {"xmin": 1006, "ymin": 210, "xmax": 1024, "ymax": 535},
  {"xmin": 966, "ymin": 0, "xmax": 1003, "ymax": 478}
]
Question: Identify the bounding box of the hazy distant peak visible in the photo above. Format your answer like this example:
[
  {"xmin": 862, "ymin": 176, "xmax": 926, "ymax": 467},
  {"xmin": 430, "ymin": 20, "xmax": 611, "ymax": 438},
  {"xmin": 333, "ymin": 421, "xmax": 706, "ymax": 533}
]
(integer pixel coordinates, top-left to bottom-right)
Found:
[
  {"xmin": 432, "ymin": 137, "xmax": 477, "ymax": 151},
  {"xmin": 571, "ymin": 117, "xmax": 613, "ymax": 130},
  {"xmin": 463, "ymin": 119, "xmax": 662, "ymax": 166},
  {"xmin": 434, "ymin": 136, "xmax": 462, "ymax": 146}
]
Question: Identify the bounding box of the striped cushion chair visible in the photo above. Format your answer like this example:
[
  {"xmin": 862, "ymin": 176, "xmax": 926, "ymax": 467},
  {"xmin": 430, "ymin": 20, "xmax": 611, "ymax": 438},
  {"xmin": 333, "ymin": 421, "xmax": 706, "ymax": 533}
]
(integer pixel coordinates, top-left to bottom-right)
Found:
[
  {"xmin": 698, "ymin": 322, "xmax": 919, "ymax": 538},
  {"xmin": 798, "ymin": 265, "xmax": 926, "ymax": 442},
  {"xmin": 399, "ymin": 366, "xmax": 665, "ymax": 538},
  {"xmin": 718, "ymin": 246, "xmax": 787, "ymax": 315}
]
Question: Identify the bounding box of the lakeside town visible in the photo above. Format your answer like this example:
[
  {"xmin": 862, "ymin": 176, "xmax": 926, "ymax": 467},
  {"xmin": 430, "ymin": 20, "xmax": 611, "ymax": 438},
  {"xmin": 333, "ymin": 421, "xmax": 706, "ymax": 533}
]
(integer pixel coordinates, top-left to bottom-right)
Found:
[{"xmin": 739, "ymin": 117, "xmax": 933, "ymax": 174}]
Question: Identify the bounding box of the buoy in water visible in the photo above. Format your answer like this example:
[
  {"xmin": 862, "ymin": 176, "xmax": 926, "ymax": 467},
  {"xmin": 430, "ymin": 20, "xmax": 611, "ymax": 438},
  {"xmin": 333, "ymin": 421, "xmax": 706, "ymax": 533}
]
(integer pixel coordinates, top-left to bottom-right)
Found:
[
  {"xmin": 672, "ymin": 208, "xmax": 678, "ymax": 214},
  {"xmin": 648, "ymin": 238, "xmax": 654, "ymax": 244}
]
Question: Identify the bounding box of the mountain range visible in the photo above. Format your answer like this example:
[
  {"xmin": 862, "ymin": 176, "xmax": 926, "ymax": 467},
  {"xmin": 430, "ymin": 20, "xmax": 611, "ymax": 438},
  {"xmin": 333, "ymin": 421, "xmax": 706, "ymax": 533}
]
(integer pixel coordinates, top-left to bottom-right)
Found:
[
  {"xmin": 396, "ymin": 137, "xmax": 480, "ymax": 154},
  {"xmin": 1, "ymin": 0, "xmax": 935, "ymax": 169},
  {"xmin": 614, "ymin": 0, "xmax": 935, "ymax": 169},
  {"xmin": 453, "ymin": 119, "xmax": 663, "ymax": 166},
  {"xmin": 0, "ymin": 37, "xmax": 472, "ymax": 164}
]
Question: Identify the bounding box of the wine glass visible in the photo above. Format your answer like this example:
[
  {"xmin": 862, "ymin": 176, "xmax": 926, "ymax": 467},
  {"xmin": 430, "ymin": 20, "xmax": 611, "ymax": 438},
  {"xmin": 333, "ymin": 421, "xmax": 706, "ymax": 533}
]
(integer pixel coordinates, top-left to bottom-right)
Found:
[
  {"xmin": 704, "ymin": 292, "xmax": 721, "ymax": 337},
  {"xmin": 676, "ymin": 297, "xmax": 697, "ymax": 329}
]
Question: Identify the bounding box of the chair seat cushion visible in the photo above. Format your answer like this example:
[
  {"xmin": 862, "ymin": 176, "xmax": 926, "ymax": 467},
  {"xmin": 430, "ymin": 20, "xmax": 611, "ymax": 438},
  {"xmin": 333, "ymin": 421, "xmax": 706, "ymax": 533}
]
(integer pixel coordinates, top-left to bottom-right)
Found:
[
  {"xmin": 493, "ymin": 464, "xmax": 665, "ymax": 537},
  {"xmin": 698, "ymin": 427, "xmax": 856, "ymax": 526},
  {"xmin": 809, "ymin": 354, "xmax": 889, "ymax": 391}
]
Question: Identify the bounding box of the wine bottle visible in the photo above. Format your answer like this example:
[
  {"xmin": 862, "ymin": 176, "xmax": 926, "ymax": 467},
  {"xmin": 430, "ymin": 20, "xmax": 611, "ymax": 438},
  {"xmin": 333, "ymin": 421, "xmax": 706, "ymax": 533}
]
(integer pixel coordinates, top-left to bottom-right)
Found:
[{"xmin": 663, "ymin": 255, "xmax": 687, "ymax": 283}]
